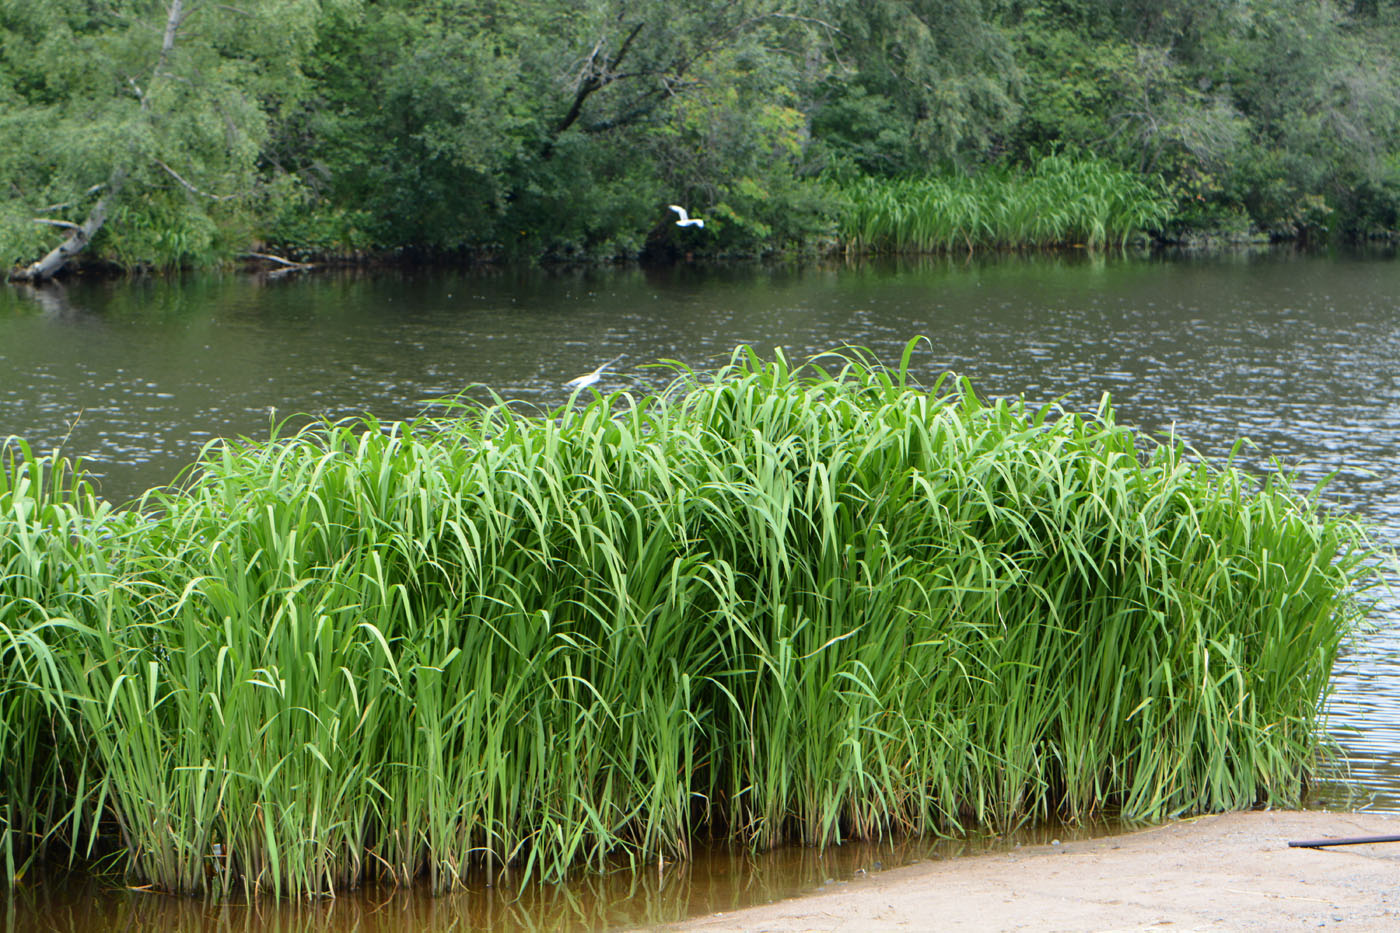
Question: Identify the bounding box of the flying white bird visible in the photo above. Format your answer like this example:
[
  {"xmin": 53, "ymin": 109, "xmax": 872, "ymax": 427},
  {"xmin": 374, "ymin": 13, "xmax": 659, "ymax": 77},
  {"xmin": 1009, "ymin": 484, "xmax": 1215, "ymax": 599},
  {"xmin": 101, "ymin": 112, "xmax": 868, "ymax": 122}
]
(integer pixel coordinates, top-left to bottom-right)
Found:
[
  {"xmin": 669, "ymin": 204, "xmax": 705, "ymax": 228},
  {"xmin": 564, "ymin": 354, "xmax": 623, "ymax": 390}
]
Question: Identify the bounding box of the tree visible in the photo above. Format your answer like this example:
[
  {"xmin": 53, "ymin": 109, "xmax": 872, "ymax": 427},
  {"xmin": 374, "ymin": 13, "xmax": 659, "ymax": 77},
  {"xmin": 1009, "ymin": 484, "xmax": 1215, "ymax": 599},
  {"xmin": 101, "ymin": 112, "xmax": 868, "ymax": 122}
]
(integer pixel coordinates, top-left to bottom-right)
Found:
[
  {"xmin": 1002, "ymin": 0, "xmax": 1400, "ymax": 237},
  {"xmin": 1207, "ymin": 0, "xmax": 1400, "ymax": 233},
  {"xmin": 2, "ymin": 0, "xmax": 333, "ymax": 280},
  {"xmin": 267, "ymin": 0, "xmax": 833, "ymax": 258},
  {"xmin": 807, "ymin": 0, "xmax": 1022, "ymax": 175}
]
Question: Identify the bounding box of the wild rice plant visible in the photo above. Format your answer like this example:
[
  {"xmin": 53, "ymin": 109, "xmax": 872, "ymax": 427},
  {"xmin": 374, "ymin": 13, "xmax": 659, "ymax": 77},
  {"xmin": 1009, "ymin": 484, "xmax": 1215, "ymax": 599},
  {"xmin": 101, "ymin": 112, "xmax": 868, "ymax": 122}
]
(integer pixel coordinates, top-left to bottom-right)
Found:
[
  {"xmin": 0, "ymin": 342, "xmax": 1379, "ymax": 897},
  {"xmin": 837, "ymin": 153, "xmax": 1172, "ymax": 253},
  {"xmin": 0, "ymin": 441, "xmax": 134, "ymax": 883}
]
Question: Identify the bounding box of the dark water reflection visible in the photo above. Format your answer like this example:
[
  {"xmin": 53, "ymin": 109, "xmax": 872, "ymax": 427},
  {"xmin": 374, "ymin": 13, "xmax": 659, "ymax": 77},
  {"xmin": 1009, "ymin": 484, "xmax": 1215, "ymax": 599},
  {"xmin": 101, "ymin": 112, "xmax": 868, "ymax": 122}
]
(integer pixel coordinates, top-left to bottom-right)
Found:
[
  {"xmin": 4, "ymin": 822, "xmax": 1117, "ymax": 932},
  {"xmin": 2, "ymin": 248, "xmax": 1399, "ymax": 921}
]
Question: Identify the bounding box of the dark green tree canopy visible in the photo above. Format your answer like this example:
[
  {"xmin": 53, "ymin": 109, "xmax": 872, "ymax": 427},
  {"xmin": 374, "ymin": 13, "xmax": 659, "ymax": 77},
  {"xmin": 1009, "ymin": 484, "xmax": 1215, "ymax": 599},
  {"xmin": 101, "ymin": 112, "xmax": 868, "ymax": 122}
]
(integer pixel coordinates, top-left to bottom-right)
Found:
[{"xmin": 4, "ymin": 0, "xmax": 1399, "ymax": 273}]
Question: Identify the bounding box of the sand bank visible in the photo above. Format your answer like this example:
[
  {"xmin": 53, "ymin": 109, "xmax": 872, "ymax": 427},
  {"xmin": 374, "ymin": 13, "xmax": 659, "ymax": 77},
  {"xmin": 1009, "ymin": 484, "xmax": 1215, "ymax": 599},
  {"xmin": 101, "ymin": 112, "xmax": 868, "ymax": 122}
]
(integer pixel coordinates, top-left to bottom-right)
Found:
[{"xmin": 664, "ymin": 811, "xmax": 1400, "ymax": 931}]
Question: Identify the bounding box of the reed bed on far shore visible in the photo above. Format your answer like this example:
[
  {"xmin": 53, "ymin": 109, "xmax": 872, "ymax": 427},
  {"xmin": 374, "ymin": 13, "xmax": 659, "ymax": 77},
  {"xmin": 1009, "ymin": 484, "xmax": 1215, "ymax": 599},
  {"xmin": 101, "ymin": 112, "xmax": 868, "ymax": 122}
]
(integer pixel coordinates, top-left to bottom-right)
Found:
[
  {"xmin": 837, "ymin": 153, "xmax": 1172, "ymax": 252},
  {"xmin": 0, "ymin": 343, "xmax": 1378, "ymax": 898}
]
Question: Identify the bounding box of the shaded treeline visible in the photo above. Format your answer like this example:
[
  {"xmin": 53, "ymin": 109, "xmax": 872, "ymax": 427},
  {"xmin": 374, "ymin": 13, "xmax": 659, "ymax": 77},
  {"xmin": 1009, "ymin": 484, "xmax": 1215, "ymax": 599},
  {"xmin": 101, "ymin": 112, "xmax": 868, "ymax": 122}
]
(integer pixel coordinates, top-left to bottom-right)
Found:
[
  {"xmin": 0, "ymin": 346, "xmax": 1377, "ymax": 897},
  {"xmin": 3, "ymin": 0, "xmax": 1400, "ymax": 273}
]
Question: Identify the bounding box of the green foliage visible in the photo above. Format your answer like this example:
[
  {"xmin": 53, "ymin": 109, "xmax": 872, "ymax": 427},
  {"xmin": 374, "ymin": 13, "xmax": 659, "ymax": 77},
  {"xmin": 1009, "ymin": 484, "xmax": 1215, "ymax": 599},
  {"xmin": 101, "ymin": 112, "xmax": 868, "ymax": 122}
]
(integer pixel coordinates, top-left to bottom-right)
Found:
[
  {"xmin": 0, "ymin": 0, "xmax": 332, "ymax": 272},
  {"xmin": 837, "ymin": 153, "xmax": 1172, "ymax": 251},
  {"xmin": 5, "ymin": 0, "xmax": 1400, "ymax": 267},
  {"xmin": 1006, "ymin": 0, "xmax": 1400, "ymax": 239},
  {"xmin": 266, "ymin": 0, "xmax": 836, "ymax": 259},
  {"xmin": 808, "ymin": 0, "xmax": 1022, "ymax": 174},
  {"xmin": 651, "ymin": 51, "xmax": 836, "ymax": 253},
  {"xmin": 0, "ymin": 344, "xmax": 1378, "ymax": 897}
]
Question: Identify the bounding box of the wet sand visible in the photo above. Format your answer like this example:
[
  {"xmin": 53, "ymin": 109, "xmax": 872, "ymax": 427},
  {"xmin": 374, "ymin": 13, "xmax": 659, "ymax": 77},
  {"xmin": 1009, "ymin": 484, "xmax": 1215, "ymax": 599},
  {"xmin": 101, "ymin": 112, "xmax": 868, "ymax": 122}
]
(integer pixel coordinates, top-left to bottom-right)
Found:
[{"xmin": 662, "ymin": 811, "xmax": 1400, "ymax": 931}]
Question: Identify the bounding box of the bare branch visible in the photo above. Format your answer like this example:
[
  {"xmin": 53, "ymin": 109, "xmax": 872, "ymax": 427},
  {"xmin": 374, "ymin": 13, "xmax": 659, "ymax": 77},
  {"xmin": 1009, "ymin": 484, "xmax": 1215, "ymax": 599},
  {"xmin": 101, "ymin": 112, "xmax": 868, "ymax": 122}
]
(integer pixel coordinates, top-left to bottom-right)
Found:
[
  {"xmin": 767, "ymin": 12, "xmax": 844, "ymax": 33},
  {"xmin": 550, "ymin": 21, "xmax": 647, "ymax": 142},
  {"xmin": 154, "ymin": 158, "xmax": 239, "ymax": 201},
  {"xmin": 32, "ymin": 219, "xmax": 84, "ymax": 232},
  {"xmin": 36, "ymin": 184, "xmax": 107, "ymax": 214},
  {"xmin": 241, "ymin": 252, "xmax": 316, "ymax": 278},
  {"xmin": 241, "ymin": 251, "xmax": 308, "ymax": 268}
]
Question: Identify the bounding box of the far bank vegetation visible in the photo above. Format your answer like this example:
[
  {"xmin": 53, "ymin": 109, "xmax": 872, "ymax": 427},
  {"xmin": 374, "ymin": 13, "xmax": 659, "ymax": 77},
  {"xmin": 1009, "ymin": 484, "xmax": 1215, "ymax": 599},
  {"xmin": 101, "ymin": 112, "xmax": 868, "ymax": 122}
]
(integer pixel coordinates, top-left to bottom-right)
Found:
[{"xmin": 4, "ymin": 1, "xmax": 1400, "ymax": 276}]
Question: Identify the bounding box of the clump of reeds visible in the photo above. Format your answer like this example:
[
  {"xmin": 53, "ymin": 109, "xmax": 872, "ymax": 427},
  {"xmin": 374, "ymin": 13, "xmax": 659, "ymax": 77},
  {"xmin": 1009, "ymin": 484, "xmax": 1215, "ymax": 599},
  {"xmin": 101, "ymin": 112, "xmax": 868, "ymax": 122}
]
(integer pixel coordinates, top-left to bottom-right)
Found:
[
  {"xmin": 0, "ymin": 344, "xmax": 1377, "ymax": 898},
  {"xmin": 837, "ymin": 153, "xmax": 1172, "ymax": 252}
]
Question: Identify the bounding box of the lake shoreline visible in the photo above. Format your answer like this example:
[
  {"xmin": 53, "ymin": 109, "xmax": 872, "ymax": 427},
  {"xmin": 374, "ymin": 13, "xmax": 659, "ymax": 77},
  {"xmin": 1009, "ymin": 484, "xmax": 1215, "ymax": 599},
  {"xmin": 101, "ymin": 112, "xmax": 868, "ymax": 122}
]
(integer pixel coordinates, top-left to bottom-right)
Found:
[
  {"xmin": 661, "ymin": 810, "xmax": 1400, "ymax": 931},
  {"xmin": 16, "ymin": 237, "xmax": 1389, "ymax": 285}
]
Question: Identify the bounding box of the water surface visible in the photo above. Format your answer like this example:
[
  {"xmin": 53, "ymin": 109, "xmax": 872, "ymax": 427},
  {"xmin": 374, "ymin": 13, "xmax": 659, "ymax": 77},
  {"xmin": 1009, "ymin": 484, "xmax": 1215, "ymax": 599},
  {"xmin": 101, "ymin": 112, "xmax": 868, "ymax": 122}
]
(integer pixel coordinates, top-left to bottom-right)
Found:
[
  {"xmin": 2, "ymin": 248, "xmax": 1398, "ymax": 923},
  {"xmin": 5, "ymin": 822, "xmax": 1116, "ymax": 932}
]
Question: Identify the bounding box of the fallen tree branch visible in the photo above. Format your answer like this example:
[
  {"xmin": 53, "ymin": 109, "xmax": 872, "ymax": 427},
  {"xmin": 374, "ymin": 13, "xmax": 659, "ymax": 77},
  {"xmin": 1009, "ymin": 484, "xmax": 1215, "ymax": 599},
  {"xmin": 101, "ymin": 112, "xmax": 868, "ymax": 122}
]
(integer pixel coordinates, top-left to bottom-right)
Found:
[
  {"xmin": 155, "ymin": 158, "xmax": 239, "ymax": 201},
  {"xmin": 10, "ymin": 171, "xmax": 123, "ymax": 283},
  {"xmin": 241, "ymin": 250, "xmax": 310, "ymax": 268},
  {"xmin": 240, "ymin": 251, "xmax": 316, "ymax": 277},
  {"xmin": 32, "ymin": 218, "xmax": 84, "ymax": 232}
]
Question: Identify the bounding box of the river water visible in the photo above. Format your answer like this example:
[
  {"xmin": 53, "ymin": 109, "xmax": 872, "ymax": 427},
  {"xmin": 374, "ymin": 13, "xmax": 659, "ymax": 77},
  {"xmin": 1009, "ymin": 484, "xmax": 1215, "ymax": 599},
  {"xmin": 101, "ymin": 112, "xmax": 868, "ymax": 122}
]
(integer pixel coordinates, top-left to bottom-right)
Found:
[
  {"xmin": 2, "ymin": 248, "xmax": 1398, "ymax": 925},
  {"xmin": 3, "ymin": 823, "xmax": 1122, "ymax": 932}
]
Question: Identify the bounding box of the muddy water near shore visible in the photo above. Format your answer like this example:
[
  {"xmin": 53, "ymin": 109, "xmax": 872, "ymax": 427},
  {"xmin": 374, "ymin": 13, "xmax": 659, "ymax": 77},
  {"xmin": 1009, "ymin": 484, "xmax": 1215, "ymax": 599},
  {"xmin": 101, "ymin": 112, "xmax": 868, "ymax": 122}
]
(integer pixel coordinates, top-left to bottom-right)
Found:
[{"xmin": 5, "ymin": 822, "xmax": 1124, "ymax": 932}]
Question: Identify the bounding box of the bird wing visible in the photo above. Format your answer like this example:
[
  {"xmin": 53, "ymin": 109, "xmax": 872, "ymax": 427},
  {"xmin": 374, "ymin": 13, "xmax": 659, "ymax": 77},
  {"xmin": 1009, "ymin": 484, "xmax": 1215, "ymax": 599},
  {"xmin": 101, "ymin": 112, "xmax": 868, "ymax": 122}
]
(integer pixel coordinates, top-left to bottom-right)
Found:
[
  {"xmin": 668, "ymin": 204, "xmax": 688, "ymax": 221},
  {"xmin": 565, "ymin": 355, "xmax": 623, "ymax": 388}
]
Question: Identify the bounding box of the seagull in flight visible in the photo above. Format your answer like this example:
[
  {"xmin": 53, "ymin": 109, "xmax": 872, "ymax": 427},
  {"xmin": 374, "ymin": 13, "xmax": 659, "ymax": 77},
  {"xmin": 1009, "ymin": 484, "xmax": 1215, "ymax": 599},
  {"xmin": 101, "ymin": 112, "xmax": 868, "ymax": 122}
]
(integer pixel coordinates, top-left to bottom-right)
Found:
[
  {"xmin": 564, "ymin": 354, "xmax": 623, "ymax": 390},
  {"xmin": 669, "ymin": 204, "xmax": 705, "ymax": 228}
]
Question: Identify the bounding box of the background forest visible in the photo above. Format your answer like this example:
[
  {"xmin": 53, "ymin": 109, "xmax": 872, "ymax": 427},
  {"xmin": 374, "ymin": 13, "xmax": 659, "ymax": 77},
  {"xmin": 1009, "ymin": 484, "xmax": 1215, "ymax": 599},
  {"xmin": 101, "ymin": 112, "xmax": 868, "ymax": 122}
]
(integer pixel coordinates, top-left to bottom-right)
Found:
[{"xmin": 3, "ymin": 0, "xmax": 1400, "ymax": 271}]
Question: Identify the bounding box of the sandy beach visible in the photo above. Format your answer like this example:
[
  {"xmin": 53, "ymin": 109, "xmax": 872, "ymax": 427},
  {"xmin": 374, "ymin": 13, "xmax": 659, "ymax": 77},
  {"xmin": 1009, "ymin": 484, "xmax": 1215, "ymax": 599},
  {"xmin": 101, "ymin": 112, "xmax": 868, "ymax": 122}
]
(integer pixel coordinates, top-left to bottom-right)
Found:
[{"xmin": 662, "ymin": 811, "xmax": 1400, "ymax": 932}]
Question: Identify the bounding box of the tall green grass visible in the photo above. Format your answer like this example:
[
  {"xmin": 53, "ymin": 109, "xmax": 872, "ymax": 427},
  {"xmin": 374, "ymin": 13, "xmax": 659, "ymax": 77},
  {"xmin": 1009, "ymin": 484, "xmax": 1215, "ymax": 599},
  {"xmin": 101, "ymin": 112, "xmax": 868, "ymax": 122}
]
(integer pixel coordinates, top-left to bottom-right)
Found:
[
  {"xmin": 0, "ymin": 343, "xmax": 1378, "ymax": 897},
  {"xmin": 837, "ymin": 153, "xmax": 1172, "ymax": 252}
]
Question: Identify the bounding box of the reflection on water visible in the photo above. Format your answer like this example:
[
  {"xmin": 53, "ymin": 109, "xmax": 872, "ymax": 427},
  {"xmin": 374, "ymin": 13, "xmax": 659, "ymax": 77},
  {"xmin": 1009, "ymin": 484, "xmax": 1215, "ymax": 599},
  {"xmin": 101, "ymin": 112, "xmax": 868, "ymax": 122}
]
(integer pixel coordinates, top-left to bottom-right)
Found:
[
  {"xmin": 2, "ymin": 248, "xmax": 1399, "ymax": 921},
  {"xmin": 3, "ymin": 822, "xmax": 1119, "ymax": 932}
]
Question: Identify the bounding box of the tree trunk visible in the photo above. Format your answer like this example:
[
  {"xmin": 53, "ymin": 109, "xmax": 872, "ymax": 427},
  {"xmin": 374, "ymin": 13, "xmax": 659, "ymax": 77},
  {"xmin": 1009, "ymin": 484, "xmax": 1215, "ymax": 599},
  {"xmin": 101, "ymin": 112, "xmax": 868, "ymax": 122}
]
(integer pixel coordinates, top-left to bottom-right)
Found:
[
  {"xmin": 542, "ymin": 21, "xmax": 645, "ymax": 159},
  {"xmin": 9, "ymin": 172, "xmax": 124, "ymax": 283}
]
